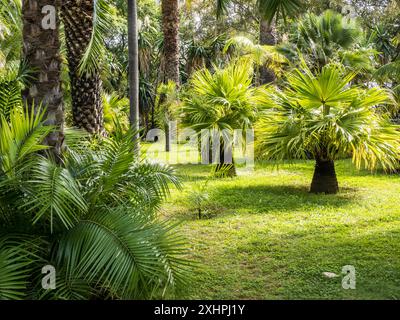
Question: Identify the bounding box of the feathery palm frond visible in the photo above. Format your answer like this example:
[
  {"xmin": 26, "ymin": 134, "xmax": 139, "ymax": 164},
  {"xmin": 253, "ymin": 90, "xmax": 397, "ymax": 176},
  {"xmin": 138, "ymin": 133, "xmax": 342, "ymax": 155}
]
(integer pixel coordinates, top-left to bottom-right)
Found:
[
  {"xmin": 57, "ymin": 206, "xmax": 190, "ymax": 299},
  {"xmin": 0, "ymin": 240, "xmax": 33, "ymax": 300},
  {"xmin": 23, "ymin": 158, "xmax": 88, "ymax": 233},
  {"xmin": 0, "ymin": 107, "xmax": 53, "ymax": 176},
  {"xmin": 79, "ymin": 0, "xmax": 116, "ymax": 76}
]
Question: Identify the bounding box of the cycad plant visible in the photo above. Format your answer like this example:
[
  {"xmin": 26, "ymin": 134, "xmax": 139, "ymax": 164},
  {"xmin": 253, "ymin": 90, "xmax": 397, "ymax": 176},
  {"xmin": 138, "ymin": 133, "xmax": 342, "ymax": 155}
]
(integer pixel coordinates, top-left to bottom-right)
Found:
[
  {"xmin": 257, "ymin": 63, "xmax": 400, "ymax": 194},
  {"xmin": 181, "ymin": 60, "xmax": 262, "ymax": 176},
  {"xmin": 0, "ymin": 107, "xmax": 189, "ymax": 300}
]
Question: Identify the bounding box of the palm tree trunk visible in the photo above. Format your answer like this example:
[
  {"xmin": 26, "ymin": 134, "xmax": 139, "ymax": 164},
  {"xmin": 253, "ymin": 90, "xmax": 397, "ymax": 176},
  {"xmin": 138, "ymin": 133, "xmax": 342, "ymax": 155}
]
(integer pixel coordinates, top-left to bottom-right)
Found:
[
  {"xmin": 161, "ymin": 0, "xmax": 180, "ymax": 85},
  {"xmin": 161, "ymin": 0, "xmax": 180, "ymax": 152},
  {"xmin": 61, "ymin": 0, "xmax": 104, "ymax": 135},
  {"xmin": 128, "ymin": 0, "xmax": 140, "ymax": 156},
  {"xmin": 259, "ymin": 17, "xmax": 276, "ymax": 84},
  {"xmin": 22, "ymin": 0, "xmax": 64, "ymax": 159},
  {"xmin": 214, "ymin": 141, "xmax": 236, "ymax": 177},
  {"xmin": 310, "ymin": 159, "xmax": 339, "ymax": 194}
]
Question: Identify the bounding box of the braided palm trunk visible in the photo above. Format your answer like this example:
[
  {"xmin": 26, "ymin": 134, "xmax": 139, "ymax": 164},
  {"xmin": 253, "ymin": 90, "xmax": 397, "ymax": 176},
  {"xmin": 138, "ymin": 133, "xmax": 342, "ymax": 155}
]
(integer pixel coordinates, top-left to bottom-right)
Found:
[
  {"xmin": 22, "ymin": 0, "xmax": 64, "ymax": 158},
  {"xmin": 61, "ymin": 0, "xmax": 104, "ymax": 135}
]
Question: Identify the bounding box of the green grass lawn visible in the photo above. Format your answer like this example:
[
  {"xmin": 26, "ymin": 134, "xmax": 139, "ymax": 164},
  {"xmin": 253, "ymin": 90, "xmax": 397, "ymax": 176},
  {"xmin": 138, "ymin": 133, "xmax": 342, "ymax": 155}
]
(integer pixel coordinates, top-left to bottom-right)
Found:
[{"xmin": 160, "ymin": 159, "xmax": 400, "ymax": 300}]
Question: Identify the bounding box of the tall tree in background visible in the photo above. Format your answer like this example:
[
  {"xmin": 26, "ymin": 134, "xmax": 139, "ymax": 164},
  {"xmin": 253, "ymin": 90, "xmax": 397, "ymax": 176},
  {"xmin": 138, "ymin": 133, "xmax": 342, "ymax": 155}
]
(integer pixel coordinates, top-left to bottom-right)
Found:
[
  {"xmin": 128, "ymin": 0, "xmax": 140, "ymax": 155},
  {"xmin": 162, "ymin": 0, "xmax": 180, "ymax": 85},
  {"xmin": 161, "ymin": 0, "xmax": 180, "ymax": 152},
  {"xmin": 22, "ymin": 0, "xmax": 64, "ymax": 158},
  {"xmin": 217, "ymin": 0, "xmax": 302, "ymax": 84},
  {"xmin": 61, "ymin": 0, "xmax": 104, "ymax": 135}
]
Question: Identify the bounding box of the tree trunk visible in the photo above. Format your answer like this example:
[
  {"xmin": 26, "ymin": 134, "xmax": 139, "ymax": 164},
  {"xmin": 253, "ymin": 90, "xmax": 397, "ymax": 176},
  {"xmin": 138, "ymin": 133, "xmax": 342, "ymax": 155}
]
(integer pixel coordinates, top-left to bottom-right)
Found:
[
  {"xmin": 310, "ymin": 159, "xmax": 339, "ymax": 194},
  {"xmin": 22, "ymin": 0, "xmax": 64, "ymax": 159},
  {"xmin": 128, "ymin": 0, "xmax": 140, "ymax": 156},
  {"xmin": 165, "ymin": 124, "xmax": 171, "ymax": 152},
  {"xmin": 161, "ymin": 0, "xmax": 180, "ymax": 85},
  {"xmin": 214, "ymin": 142, "xmax": 236, "ymax": 177},
  {"xmin": 61, "ymin": 0, "xmax": 104, "ymax": 135},
  {"xmin": 259, "ymin": 17, "xmax": 276, "ymax": 84}
]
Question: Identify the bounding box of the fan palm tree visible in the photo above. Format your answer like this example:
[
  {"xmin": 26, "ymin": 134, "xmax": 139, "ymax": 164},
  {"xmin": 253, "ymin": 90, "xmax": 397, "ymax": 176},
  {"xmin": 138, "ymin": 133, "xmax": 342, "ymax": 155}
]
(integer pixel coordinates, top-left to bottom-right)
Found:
[
  {"xmin": 257, "ymin": 62, "xmax": 400, "ymax": 194},
  {"xmin": 61, "ymin": 0, "xmax": 105, "ymax": 135},
  {"xmin": 279, "ymin": 10, "xmax": 376, "ymax": 73},
  {"xmin": 21, "ymin": 0, "xmax": 64, "ymax": 159},
  {"xmin": 217, "ymin": 0, "xmax": 302, "ymax": 84},
  {"xmin": 0, "ymin": 106, "xmax": 190, "ymax": 299},
  {"xmin": 181, "ymin": 60, "xmax": 263, "ymax": 176}
]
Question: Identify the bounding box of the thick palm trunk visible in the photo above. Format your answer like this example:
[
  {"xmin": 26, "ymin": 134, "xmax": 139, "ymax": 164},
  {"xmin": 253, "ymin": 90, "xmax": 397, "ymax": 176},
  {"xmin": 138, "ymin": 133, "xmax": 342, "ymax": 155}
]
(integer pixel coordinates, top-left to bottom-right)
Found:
[
  {"xmin": 161, "ymin": 0, "xmax": 180, "ymax": 85},
  {"xmin": 162, "ymin": 0, "xmax": 180, "ymax": 152},
  {"xmin": 61, "ymin": 0, "xmax": 104, "ymax": 135},
  {"xmin": 310, "ymin": 159, "xmax": 339, "ymax": 194},
  {"xmin": 259, "ymin": 17, "xmax": 276, "ymax": 84},
  {"xmin": 22, "ymin": 0, "xmax": 64, "ymax": 158}
]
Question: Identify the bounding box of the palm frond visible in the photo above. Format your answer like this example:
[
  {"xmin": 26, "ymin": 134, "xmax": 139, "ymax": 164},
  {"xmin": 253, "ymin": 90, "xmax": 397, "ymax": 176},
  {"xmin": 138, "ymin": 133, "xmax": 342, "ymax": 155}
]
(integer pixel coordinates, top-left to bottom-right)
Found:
[
  {"xmin": 79, "ymin": 0, "xmax": 115, "ymax": 76},
  {"xmin": 57, "ymin": 206, "xmax": 190, "ymax": 299},
  {"xmin": 23, "ymin": 158, "xmax": 88, "ymax": 233}
]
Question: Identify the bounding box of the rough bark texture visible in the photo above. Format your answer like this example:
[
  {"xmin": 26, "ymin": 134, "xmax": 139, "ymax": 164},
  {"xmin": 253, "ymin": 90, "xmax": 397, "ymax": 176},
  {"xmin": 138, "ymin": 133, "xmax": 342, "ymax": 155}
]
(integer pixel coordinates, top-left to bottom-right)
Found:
[
  {"xmin": 161, "ymin": 0, "xmax": 180, "ymax": 85},
  {"xmin": 259, "ymin": 18, "xmax": 276, "ymax": 84},
  {"xmin": 61, "ymin": 0, "xmax": 104, "ymax": 135},
  {"xmin": 310, "ymin": 159, "xmax": 339, "ymax": 194},
  {"xmin": 22, "ymin": 0, "xmax": 64, "ymax": 158}
]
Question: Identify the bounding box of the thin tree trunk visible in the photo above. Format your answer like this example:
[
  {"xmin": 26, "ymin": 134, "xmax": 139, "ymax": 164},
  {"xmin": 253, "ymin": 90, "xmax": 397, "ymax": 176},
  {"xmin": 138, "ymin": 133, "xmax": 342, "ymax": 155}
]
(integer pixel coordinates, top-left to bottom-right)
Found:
[
  {"xmin": 128, "ymin": 0, "xmax": 140, "ymax": 156},
  {"xmin": 214, "ymin": 141, "xmax": 236, "ymax": 177},
  {"xmin": 259, "ymin": 17, "xmax": 276, "ymax": 84},
  {"xmin": 22, "ymin": 0, "xmax": 64, "ymax": 159},
  {"xmin": 61, "ymin": 0, "xmax": 104, "ymax": 135},
  {"xmin": 161, "ymin": 0, "xmax": 180, "ymax": 85},
  {"xmin": 310, "ymin": 159, "xmax": 339, "ymax": 194},
  {"xmin": 165, "ymin": 124, "xmax": 171, "ymax": 152}
]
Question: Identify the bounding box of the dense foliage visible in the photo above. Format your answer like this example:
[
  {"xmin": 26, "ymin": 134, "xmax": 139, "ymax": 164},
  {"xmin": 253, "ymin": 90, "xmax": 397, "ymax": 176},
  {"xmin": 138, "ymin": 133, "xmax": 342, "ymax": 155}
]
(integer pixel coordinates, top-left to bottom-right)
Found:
[{"xmin": 0, "ymin": 106, "xmax": 189, "ymax": 299}]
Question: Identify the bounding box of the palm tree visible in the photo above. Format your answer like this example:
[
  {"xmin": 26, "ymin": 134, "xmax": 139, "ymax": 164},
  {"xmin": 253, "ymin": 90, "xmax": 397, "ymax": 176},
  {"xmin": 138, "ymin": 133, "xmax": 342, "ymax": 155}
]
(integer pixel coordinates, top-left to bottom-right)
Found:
[
  {"xmin": 128, "ymin": 0, "xmax": 140, "ymax": 155},
  {"xmin": 21, "ymin": 0, "xmax": 64, "ymax": 159},
  {"xmin": 0, "ymin": 107, "xmax": 189, "ymax": 299},
  {"xmin": 257, "ymin": 63, "xmax": 400, "ymax": 194},
  {"xmin": 161, "ymin": 0, "xmax": 180, "ymax": 85},
  {"xmin": 160, "ymin": 0, "xmax": 180, "ymax": 153},
  {"xmin": 155, "ymin": 81, "xmax": 180, "ymax": 152},
  {"xmin": 61, "ymin": 0, "xmax": 105, "ymax": 135},
  {"xmin": 217, "ymin": 0, "xmax": 302, "ymax": 84},
  {"xmin": 279, "ymin": 10, "xmax": 376, "ymax": 73},
  {"xmin": 181, "ymin": 60, "xmax": 262, "ymax": 176}
]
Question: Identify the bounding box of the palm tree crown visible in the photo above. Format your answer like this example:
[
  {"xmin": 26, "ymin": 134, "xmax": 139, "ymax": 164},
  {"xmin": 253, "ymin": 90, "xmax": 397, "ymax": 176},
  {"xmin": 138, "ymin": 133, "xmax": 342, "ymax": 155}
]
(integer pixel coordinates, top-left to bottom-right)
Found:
[{"xmin": 257, "ymin": 62, "xmax": 400, "ymax": 193}]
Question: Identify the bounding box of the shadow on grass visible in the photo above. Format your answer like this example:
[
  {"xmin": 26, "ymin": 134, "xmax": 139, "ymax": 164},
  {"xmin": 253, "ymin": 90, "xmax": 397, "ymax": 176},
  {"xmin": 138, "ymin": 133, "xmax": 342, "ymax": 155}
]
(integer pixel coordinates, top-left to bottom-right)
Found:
[{"xmin": 209, "ymin": 184, "xmax": 358, "ymax": 216}]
